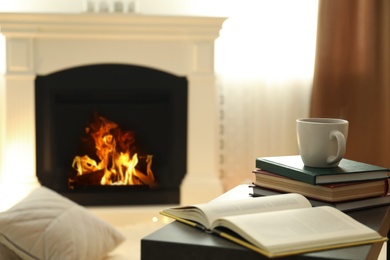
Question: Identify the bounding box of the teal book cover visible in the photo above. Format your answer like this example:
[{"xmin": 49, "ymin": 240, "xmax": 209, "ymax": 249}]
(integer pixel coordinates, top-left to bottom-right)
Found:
[{"xmin": 255, "ymin": 155, "xmax": 389, "ymax": 185}]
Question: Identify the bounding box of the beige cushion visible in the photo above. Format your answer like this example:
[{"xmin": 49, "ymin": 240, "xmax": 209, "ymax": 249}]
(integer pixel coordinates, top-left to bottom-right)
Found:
[
  {"xmin": 0, "ymin": 243, "xmax": 20, "ymax": 259},
  {"xmin": 0, "ymin": 186, "xmax": 125, "ymax": 260}
]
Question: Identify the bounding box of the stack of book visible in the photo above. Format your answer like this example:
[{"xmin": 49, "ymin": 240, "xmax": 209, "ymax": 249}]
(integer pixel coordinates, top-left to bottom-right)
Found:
[{"xmin": 252, "ymin": 155, "xmax": 390, "ymax": 211}]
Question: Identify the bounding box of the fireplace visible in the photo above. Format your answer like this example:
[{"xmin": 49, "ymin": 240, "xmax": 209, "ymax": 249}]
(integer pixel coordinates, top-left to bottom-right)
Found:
[
  {"xmin": 35, "ymin": 64, "xmax": 187, "ymax": 205},
  {"xmin": 0, "ymin": 13, "xmax": 225, "ymax": 208}
]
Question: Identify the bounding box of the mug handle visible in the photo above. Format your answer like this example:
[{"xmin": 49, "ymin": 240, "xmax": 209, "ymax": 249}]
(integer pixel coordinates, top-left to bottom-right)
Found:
[{"xmin": 327, "ymin": 130, "xmax": 346, "ymax": 164}]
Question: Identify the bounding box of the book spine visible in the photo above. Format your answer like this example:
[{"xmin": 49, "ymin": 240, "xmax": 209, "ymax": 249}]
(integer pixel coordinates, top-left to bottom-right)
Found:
[{"xmin": 255, "ymin": 159, "xmax": 317, "ymax": 185}]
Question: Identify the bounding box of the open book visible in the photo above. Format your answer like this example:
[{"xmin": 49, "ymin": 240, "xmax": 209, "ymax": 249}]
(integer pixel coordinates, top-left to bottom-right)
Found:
[{"xmin": 160, "ymin": 193, "xmax": 387, "ymax": 258}]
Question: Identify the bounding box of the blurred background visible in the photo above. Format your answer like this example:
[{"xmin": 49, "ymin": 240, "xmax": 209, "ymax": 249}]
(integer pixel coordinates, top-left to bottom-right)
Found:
[{"xmin": 1, "ymin": 0, "xmax": 388, "ymax": 191}]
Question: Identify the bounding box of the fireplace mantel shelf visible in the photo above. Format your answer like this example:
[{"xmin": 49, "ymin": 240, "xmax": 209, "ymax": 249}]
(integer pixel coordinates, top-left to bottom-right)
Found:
[{"xmin": 0, "ymin": 13, "xmax": 225, "ymax": 40}]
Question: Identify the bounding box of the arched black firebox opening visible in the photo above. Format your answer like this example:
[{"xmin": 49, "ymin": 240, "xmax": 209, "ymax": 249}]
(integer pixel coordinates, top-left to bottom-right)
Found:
[{"xmin": 35, "ymin": 64, "xmax": 187, "ymax": 206}]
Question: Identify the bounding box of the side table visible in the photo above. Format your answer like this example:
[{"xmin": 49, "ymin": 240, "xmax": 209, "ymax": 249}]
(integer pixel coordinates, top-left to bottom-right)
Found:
[{"xmin": 141, "ymin": 185, "xmax": 390, "ymax": 260}]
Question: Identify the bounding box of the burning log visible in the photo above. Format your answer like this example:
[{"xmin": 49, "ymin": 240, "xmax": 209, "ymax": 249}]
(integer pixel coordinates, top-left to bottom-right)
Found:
[
  {"xmin": 68, "ymin": 169, "xmax": 105, "ymax": 187},
  {"xmin": 69, "ymin": 113, "xmax": 158, "ymax": 188},
  {"xmin": 72, "ymin": 155, "xmax": 98, "ymax": 176}
]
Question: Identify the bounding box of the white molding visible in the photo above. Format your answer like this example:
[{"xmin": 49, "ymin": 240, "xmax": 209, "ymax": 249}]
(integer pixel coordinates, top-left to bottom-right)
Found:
[
  {"xmin": 0, "ymin": 13, "xmax": 225, "ymax": 41},
  {"xmin": 6, "ymin": 38, "xmax": 33, "ymax": 73},
  {"xmin": 192, "ymin": 42, "xmax": 214, "ymax": 74}
]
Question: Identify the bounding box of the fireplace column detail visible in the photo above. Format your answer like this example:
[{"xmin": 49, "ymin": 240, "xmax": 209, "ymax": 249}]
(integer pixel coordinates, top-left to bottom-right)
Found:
[{"xmin": 0, "ymin": 36, "xmax": 40, "ymax": 210}]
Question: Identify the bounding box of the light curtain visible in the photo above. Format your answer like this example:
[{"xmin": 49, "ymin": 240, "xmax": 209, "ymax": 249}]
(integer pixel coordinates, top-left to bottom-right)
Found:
[
  {"xmin": 215, "ymin": 1, "xmax": 319, "ymax": 190},
  {"xmin": 310, "ymin": 0, "xmax": 390, "ymax": 169}
]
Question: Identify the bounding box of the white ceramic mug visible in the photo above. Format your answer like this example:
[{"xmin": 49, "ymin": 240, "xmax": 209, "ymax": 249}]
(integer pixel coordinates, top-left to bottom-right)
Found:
[{"xmin": 296, "ymin": 118, "xmax": 349, "ymax": 168}]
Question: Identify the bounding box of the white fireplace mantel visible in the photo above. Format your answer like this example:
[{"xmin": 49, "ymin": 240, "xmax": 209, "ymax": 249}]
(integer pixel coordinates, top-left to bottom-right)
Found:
[{"xmin": 0, "ymin": 13, "xmax": 226, "ymax": 208}]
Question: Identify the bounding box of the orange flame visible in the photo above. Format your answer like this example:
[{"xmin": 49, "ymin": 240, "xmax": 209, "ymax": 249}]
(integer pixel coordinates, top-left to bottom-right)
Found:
[{"xmin": 69, "ymin": 113, "xmax": 157, "ymax": 188}]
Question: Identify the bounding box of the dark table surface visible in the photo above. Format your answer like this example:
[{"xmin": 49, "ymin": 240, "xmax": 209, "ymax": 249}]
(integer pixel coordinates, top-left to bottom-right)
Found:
[{"xmin": 141, "ymin": 185, "xmax": 390, "ymax": 260}]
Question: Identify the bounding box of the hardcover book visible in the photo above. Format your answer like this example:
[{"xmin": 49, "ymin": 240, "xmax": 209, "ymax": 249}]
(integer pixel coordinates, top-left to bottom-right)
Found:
[
  {"xmin": 251, "ymin": 185, "xmax": 390, "ymax": 212},
  {"xmin": 160, "ymin": 193, "xmax": 386, "ymax": 258},
  {"xmin": 252, "ymin": 169, "xmax": 389, "ymax": 202},
  {"xmin": 255, "ymin": 155, "xmax": 389, "ymax": 185}
]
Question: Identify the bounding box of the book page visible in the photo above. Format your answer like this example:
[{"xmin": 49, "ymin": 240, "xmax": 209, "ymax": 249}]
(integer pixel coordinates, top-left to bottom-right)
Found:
[
  {"xmin": 213, "ymin": 206, "xmax": 382, "ymax": 256},
  {"xmin": 163, "ymin": 193, "xmax": 311, "ymax": 228}
]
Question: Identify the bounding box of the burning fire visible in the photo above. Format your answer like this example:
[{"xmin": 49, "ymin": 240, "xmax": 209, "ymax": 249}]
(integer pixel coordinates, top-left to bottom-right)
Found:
[{"xmin": 69, "ymin": 113, "xmax": 157, "ymax": 189}]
